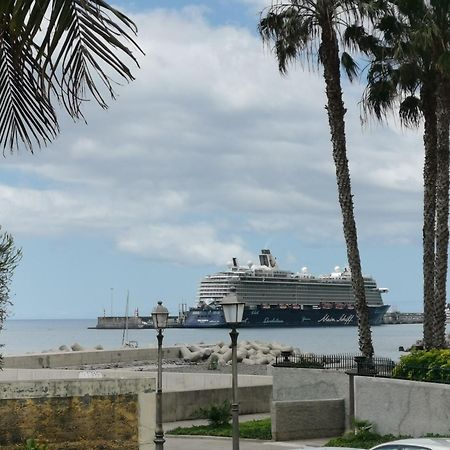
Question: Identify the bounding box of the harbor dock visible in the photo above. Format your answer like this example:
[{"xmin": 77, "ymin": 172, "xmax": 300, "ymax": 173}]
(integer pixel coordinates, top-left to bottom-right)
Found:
[{"xmin": 382, "ymin": 311, "xmax": 423, "ymax": 324}]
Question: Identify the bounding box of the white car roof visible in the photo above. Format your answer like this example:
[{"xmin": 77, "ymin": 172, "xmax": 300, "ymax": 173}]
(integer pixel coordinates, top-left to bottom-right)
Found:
[{"xmin": 373, "ymin": 439, "xmax": 450, "ymax": 450}]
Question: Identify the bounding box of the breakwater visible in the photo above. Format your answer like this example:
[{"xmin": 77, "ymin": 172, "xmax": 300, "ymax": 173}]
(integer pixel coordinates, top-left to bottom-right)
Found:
[
  {"xmin": 382, "ymin": 311, "xmax": 423, "ymax": 324},
  {"xmin": 93, "ymin": 315, "xmax": 182, "ymax": 329}
]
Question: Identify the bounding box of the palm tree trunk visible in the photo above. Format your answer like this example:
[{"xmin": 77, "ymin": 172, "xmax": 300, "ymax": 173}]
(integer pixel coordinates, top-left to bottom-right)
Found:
[
  {"xmin": 421, "ymin": 82, "xmax": 438, "ymax": 350},
  {"xmin": 319, "ymin": 22, "xmax": 374, "ymax": 357},
  {"xmin": 433, "ymin": 76, "xmax": 450, "ymax": 349}
]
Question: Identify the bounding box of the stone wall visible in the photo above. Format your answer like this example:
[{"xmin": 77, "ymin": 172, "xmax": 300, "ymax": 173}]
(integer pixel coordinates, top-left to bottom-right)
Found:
[{"xmin": 0, "ymin": 377, "xmax": 155, "ymax": 450}]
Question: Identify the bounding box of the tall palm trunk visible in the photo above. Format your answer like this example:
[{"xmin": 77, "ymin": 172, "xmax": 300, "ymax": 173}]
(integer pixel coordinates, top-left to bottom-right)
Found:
[
  {"xmin": 319, "ymin": 20, "xmax": 374, "ymax": 357},
  {"xmin": 421, "ymin": 82, "xmax": 438, "ymax": 350},
  {"xmin": 433, "ymin": 76, "xmax": 450, "ymax": 348}
]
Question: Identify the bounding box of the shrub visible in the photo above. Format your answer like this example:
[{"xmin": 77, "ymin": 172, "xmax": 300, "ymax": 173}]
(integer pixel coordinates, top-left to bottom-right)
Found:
[
  {"xmin": 393, "ymin": 350, "xmax": 450, "ymax": 383},
  {"xmin": 327, "ymin": 420, "xmax": 402, "ymax": 449},
  {"xmin": 167, "ymin": 418, "xmax": 271, "ymax": 439},
  {"xmin": 22, "ymin": 439, "xmax": 48, "ymax": 450},
  {"xmin": 197, "ymin": 401, "xmax": 231, "ymax": 426}
]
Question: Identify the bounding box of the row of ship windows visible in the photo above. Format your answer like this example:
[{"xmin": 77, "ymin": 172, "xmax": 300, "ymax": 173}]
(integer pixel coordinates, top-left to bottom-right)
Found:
[
  {"xmin": 200, "ymin": 283, "xmax": 378, "ymax": 290},
  {"xmin": 200, "ymin": 293, "xmax": 381, "ymax": 302},
  {"xmin": 199, "ymin": 289, "xmax": 381, "ymax": 297}
]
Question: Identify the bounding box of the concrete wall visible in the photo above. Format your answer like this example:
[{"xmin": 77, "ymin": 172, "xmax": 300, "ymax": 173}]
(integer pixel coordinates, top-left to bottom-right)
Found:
[
  {"xmin": 270, "ymin": 366, "xmax": 350, "ymax": 429},
  {"xmin": 108, "ymin": 371, "xmax": 272, "ymax": 422},
  {"xmin": 355, "ymin": 376, "xmax": 450, "ymax": 437},
  {"xmin": 271, "ymin": 367, "xmax": 450, "ymax": 438},
  {"xmin": 272, "ymin": 399, "xmax": 345, "ymax": 441},
  {"xmin": 163, "ymin": 384, "xmax": 272, "ymax": 422},
  {"xmin": 0, "ymin": 375, "xmax": 155, "ymax": 450},
  {"xmin": 3, "ymin": 346, "xmax": 181, "ymax": 369},
  {"xmin": 270, "ymin": 366, "xmax": 348, "ymax": 401}
]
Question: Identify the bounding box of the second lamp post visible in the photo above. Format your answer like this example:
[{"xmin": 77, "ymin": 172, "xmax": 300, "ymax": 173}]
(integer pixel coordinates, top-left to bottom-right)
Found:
[
  {"xmin": 221, "ymin": 289, "xmax": 245, "ymax": 450},
  {"xmin": 152, "ymin": 301, "xmax": 169, "ymax": 450}
]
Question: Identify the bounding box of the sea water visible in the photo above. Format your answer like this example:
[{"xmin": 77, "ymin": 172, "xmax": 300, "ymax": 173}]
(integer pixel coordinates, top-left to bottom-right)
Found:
[{"xmin": 0, "ymin": 319, "xmax": 431, "ymax": 360}]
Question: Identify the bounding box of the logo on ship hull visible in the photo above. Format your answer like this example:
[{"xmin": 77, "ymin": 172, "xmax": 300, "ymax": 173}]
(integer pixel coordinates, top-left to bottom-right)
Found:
[
  {"xmin": 318, "ymin": 313, "xmax": 355, "ymax": 325},
  {"xmin": 263, "ymin": 317, "xmax": 284, "ymax": 324}
]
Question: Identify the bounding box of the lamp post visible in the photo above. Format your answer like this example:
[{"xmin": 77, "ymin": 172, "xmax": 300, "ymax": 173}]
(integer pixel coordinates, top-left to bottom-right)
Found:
[
  {"xmin": 221, "ymin": 289, "xmax": 245, "ymax": 450},
  {"xmin": 152, "ymin": 301, "xmax": 169, "ymax": 450}
]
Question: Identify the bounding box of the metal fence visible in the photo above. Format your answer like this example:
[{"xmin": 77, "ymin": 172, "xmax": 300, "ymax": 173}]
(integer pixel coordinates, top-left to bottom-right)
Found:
[
  {"xmin": 273, "ymin": 352, "xmax": 396, "ymax": 377},
  {"xmin": 273, "ymin": 351, "xmax": 450, "ymax": 384}
]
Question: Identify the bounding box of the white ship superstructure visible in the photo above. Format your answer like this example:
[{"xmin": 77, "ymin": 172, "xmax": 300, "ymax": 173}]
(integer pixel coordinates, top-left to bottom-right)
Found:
[{"xmin": 198, "ymin": 249, "xmax": 386, "ymax": 308}]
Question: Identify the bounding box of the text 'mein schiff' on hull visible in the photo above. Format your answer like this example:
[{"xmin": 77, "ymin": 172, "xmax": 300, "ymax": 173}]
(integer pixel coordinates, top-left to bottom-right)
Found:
[{"xmin": 182, "ymin": 249, "xmax": 390, "ymax": 328}]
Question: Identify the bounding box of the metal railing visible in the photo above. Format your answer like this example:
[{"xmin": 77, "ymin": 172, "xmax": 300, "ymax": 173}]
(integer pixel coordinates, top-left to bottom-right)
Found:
[
  {"xmin": 274, "ymin": 352, "xmax": 396, "ymax": 377},
  {"xmin": 274, "ymin": 351, "xmax": 450, "ymax": 385}
]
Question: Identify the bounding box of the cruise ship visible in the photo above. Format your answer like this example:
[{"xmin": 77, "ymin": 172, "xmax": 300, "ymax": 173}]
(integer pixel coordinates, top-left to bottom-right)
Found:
[{"xmin": 182, "ymin": 249, "xmax": 390, "ymax": 328}]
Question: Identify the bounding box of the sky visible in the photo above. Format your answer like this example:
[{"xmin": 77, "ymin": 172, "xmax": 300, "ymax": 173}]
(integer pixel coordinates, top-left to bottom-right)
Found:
[{"xmin": 2, "ymin": 0, "xmax": 431, "ymax": 320}]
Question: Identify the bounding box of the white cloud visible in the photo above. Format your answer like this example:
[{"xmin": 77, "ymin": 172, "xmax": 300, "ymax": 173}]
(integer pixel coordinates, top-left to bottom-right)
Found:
[
  {"xmin": 117, "ymin": 224, "xmax": 252, "ymax": 265},
  {"xmin": 0, "ymin": 6, "xmax": 424, "ymax": 266}
]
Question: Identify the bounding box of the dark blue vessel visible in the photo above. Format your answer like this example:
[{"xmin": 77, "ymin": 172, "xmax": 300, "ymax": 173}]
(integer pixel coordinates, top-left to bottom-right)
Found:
[{"xmin": 182, "ymin": 249, "xmax": 390, "ymax": 328}]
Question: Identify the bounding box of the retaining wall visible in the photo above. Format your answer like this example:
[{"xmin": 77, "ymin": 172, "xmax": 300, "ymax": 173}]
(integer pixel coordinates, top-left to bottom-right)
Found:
[
  {"xmin": 163, "ymin": 384, "xmax": 272, "ymax": 421},
  {"xmin": 272, "ymin": 398, "xmax": 345, "ymax": 441},
  {"xmin": 0, "ymin": 375, "xmax": 155, "ymax": 450}
]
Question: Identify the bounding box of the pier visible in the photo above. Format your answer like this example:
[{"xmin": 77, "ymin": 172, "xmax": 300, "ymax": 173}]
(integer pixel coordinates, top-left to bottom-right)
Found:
[
  {"xmin": 382, "ymin": 311, "xmax": 423, "ymax": 324},
  {"xmin": 92, "ymin": 315, "xmax": 182, "ymax": 329}
]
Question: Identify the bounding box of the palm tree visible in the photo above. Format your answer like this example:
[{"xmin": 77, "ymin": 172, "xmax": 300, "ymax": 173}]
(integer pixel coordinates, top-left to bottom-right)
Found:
[
  {"xmin": 362, "ymin": 0, "xmax": 450, "ymax": 348},
  {"xmin": 361, "ymin": 1, "xmax": 437, "ymax": 349},
  {"xmin": 433, "ymin": 71, "xmax": 450, "ymax": 348},
  {"xmin": 0, "ymin": 0, "xmax": 142, "ymax": 152},
  {"xmin": 259, "ymin": 0, "xmax": 375, "ymax": 357}
]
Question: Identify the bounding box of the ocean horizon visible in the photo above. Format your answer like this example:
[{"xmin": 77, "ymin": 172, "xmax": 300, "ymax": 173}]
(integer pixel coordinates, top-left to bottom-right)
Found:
[{"xmin": 0, "ymin": 318, "xmax": 435, "ymax": 360}]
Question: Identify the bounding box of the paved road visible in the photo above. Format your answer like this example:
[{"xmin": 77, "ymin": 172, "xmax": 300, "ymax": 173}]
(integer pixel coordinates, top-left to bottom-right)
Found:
[
  {"xmin": 163, "ymin": 414, "xmax": 330, "ymax": 449},
  {"xmin": 165, "ymin": 436, "xmax": 329, "ymax": 450}
]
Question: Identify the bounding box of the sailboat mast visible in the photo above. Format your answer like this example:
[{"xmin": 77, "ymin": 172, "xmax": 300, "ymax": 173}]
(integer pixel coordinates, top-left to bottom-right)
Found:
[{"xmin": 122, "ymin": 290, "xmax": 130, "ymax": 346}]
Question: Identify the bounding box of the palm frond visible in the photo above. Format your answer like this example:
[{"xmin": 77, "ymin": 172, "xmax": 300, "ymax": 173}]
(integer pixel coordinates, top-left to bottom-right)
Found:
[
  {"xmin": 341, "ymin": 51, "xmax": 359, "ymax": 81},
  {"xmin": 344, "ymin": 24, "xmax": 380, "ymax": 54},
  {"xmin": 0, "ymin": 0, "xmax": 143, "ymax": 152},
  {"xmin": 40, "ymin": 0, "xmax": 142, "ymax": 119},
  {"xmin": 437, "ymin": 51, "xmax": 450, "ymax": 75},
  {"xmin": 362, "ymin": 57, "xmax": 399, "ymax": 121},
  {"xmin": 0, "ymin": 28, "xmax": 58, "ymax": 153},
  {"xmin": 259, "ymin": 4, "xmax": 318, "ymax": 74},
  {"xmin": 399, "ymin": 94, "xmax": 422, "ymax": 127},
  {"xmin": 397, "ymin": 62, "xmax": 421, "ymax": 92}
]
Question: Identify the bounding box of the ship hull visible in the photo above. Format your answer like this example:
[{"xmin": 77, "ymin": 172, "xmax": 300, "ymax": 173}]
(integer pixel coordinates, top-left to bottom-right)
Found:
[{"xmin": 182, "ymin": 304, "xmax": 390, "ymax": 328}]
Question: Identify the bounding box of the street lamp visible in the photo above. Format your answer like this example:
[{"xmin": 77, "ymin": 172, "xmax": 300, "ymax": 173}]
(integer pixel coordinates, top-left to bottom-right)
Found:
[
  {"xmin": 152, "ymin": 301, "xmax": 169, "ymax": 450},
  {"xmin": 221, "ymin": 289, "xmax": 245, "ymax": 450}
]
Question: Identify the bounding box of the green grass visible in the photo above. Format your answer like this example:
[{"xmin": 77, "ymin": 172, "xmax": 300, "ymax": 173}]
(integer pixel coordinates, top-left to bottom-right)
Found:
[
  {"xmin": 326, "ymin": 431, "xmax": 409, "ymax": 449},
  {"xmin": 167, "ymin": 418, "xmax": 272, "ymax": 440},
  {"xmin": 168, "ymin": 418, "xmax": 421, "ymax": 447}
]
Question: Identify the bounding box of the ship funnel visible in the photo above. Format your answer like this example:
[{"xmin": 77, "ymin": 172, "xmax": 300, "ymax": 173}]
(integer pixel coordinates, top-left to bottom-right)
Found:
[{"xmin": 259, "ymin": 249, "xmax": 276, "ymax": 268}]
